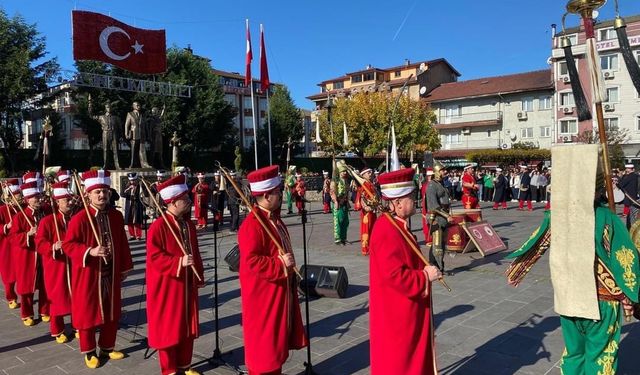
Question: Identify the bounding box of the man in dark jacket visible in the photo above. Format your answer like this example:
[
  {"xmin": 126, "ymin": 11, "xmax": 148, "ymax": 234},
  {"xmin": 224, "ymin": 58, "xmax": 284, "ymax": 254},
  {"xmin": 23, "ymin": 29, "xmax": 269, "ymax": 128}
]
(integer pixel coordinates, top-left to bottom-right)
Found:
[
  {"xmin": 517, "ymin": 165, "xmax": 533, "ymax": 211},
  {"xmin": 619, "ymin": 163, "xmax": 639, "ymax": 228},
  {"xmin": 492, "ymin": 168, "xmax": 509, "ymax": 210},
  {"xmin": 122, "ymin": 172, "xmax": 145, "ymax": 240}
]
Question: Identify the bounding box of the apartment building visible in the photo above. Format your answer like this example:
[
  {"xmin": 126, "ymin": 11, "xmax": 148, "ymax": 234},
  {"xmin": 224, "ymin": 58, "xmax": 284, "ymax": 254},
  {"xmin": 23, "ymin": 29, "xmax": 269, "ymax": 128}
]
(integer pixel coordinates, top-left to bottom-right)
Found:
[
  {"xmin": 307, "ymin": 58, "xmax": 460, "ymax": 110},
  {"xmin": 424, "ymin": 70, "xmax": 555, "ymax": 156},
  {"xmin": 551, "ymin": 15, "xmax": 640, "ymax": 158}
]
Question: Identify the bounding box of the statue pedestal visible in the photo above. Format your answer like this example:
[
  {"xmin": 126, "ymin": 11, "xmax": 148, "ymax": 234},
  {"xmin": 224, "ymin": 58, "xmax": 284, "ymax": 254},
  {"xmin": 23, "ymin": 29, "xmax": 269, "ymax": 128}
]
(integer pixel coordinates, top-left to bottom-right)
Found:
[{"xmin": 109, "ymin": 168, "xmax": 156, "ymax": 215}]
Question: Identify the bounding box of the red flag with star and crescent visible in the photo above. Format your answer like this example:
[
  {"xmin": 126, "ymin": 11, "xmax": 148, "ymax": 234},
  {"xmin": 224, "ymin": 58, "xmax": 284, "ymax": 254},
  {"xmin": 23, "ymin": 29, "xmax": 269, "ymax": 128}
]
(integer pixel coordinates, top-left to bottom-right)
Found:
[{"xmin": 72, "ymin": 10, "xmax": 167, "ymax": 74}]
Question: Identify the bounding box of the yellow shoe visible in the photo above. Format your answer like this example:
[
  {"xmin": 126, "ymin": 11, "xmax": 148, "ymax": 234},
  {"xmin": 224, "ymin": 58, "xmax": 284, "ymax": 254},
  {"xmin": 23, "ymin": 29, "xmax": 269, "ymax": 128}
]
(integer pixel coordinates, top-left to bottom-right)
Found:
[
  {"xmin": 100, "ymin": 350, "xmax": 124, "ymax": 360},
  {"xmin": 184, "ymin": 369, "xmax": 201, "ymax": 375},
  {"xmin": 84, "ymin": 354, "xmax": 100, "ymax": 369},
  {"xmin": 41, "ymin": 315, "xmax": 50, "ymax": 322},
  {"xmin": 55, "ymin": 333, "xmax": 69, "ymax": 344},
  {"xmin": 22, "ymin": 317, "xmax": 35, "ymax": 326},
  {"xmin": 8, "ymin": 300, "xmax": 18, "ymax": 309},
  {"xmin": 75, "ymin": 330, "xmax": 80, "ymax": 339}
]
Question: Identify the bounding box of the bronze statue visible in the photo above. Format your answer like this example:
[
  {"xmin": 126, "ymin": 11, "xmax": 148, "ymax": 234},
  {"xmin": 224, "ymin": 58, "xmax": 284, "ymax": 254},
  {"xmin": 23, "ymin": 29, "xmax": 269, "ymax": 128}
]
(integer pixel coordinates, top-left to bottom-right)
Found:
[
  {"xmin": 90, "ymin": 99, "xmax": 122, "ymax": 170},
  {"xmin": 147, "ymin": 106, "xmax": 165, "ymax": 168},
  {"xmin": 125, "ymin": 101, "xmax": 152, "ymax": 169}
]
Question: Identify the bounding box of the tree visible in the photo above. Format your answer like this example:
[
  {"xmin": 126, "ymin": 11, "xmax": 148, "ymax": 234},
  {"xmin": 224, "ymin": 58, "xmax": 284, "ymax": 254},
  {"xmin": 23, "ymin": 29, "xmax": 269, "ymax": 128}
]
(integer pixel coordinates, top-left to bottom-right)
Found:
[
  {"xmin": 0, "ymin": 10, "xmax": 59, "ymax": 172},
  {"xmin": 257, "ymin": 85, "xmax": 302, "ymax": 165},
  {"xmin": 316, "ymin": 92, "xmax": 440, "ymax": 157},
  {"xmin": 575, "ymin": 128, "xmax": 627, "ymax": 170}
]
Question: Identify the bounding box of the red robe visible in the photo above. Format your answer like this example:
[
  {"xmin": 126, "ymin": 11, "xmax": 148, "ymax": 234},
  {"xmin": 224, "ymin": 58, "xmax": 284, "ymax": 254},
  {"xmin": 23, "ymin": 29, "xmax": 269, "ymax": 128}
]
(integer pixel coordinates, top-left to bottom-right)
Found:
[
  {"xmin": 369, "ymin": 214, "xmax": 437, "ymax": 375},
  {"xmin": 355, "ymin": 182, "xmax": 377, "ymax": 255},
  {"xmin": 0, "ymin": 204, "xmax": 18, "ymax": 287},
  {"xmin": 462, "ymin": 173, "xmax": 479, "ymax": 209},
  {"xmin": 238, "ymin": 206, "xmax": 307, "ymax": 373},
  {"xmin": 192, "ymin": 182, "xmax": 211, "ymax": 219},
  {"xmin": 10, "ymin": 206, "xmax": 50, "ymax": 295},
  {"xmin": 294, "ymin": 179, "xmax": 306, "ymax": 212},
  {"xmin": 62, "ymin": 206, "xmax": 133, "ymax": 329},
  {"xmin": 35, "ymin": 212, "xmax": 72, "ymax": 317},
  {"xmin": 146, "ymin": 212, "xmax": 204, "ymax": 349}
]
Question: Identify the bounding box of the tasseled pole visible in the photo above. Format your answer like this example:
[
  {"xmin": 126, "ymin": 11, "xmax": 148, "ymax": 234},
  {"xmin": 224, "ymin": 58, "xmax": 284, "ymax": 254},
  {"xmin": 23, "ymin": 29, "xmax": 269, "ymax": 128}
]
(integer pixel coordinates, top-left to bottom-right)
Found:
[
  {"xmin": 614, "ymin": 17, "xmax": 640, "ymax": 96},
  {"xmin": 562, "ymin": 37, "xmax": 592, "ymax": 121}
]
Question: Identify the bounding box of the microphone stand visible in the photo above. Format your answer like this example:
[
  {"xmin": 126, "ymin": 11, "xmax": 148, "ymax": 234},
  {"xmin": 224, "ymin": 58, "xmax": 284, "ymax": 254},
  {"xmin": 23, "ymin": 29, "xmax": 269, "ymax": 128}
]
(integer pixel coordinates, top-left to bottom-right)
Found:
[
  {"xmin": 300, "ymin": 206, "xmax": 316, "ymax": 375},
  {"xmin": 203, "ymin": 215, "xmax": 244, "ymax": 374}
]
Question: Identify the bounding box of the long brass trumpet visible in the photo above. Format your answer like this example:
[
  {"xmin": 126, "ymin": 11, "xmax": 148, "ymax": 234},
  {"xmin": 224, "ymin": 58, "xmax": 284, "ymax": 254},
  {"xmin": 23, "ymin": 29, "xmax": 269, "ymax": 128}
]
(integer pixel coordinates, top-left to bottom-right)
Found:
[{"xmin": 337, "ymin": 160, "xmax": 451, "ymax": 292}]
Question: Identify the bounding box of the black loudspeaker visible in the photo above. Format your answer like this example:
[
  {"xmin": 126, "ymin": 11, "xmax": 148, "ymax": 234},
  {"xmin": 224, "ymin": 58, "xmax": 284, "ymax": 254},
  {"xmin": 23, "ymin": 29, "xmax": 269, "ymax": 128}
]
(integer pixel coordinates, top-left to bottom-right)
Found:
[
  {"xmin": 224, "ymin": 244, "xmax": 240, "ymax": 272},
  {"xmin": 299, "ymin": 265, "xmax": 349, "ymax": 298},
  {"xmin": 298, "ymin": 265, "xmax": 323, "ymax": 297}
]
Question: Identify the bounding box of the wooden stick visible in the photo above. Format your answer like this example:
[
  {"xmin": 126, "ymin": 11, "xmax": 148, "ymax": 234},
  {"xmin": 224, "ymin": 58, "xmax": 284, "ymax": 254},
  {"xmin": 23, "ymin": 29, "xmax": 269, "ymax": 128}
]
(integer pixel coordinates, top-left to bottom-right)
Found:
[
  {"xmin": 7, "ymin": 186, "xmax": 34, "ymax": 228},
  {"xmin": 72, "ymin": 173, "xmax": 107, "ymax": 265},
  {"xmin": 217, "ymin": 165, "xmax": 302, "ymax": 279},
  {"xmin": 139, "ymin": 179, "xmax": 202, "ymax": 282}
]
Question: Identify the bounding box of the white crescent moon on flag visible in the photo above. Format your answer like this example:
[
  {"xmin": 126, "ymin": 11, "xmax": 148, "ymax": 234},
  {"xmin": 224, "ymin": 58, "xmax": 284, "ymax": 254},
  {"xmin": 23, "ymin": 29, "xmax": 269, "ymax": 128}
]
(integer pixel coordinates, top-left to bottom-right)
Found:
[{"xmin": 99, "ymin": 26, "xmax": 131, "ymax": 61}]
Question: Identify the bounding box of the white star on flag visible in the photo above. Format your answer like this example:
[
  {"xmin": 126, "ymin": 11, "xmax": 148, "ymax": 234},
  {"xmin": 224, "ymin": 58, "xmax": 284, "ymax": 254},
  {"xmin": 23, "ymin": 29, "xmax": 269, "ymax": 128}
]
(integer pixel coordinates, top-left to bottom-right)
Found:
[{"xmin": 132, "ymin": 40, "xmax": 144, "ymax": 54}]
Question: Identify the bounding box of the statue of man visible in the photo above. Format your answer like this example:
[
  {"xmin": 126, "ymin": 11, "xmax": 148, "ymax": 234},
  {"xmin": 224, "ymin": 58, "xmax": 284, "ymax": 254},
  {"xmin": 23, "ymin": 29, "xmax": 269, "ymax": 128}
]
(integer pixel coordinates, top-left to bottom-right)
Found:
[
  {"xmin": 91, "ymin": 100, "xmax": 121, "ymax": 170},
  {"xmin": 124, "ymin": 101, "xmax": 152, "ymax": 169},
  {"xmin": 170, "ymin": 131, "xmax": 181, "ymax": 169},
  {"xmin": 147, "ymin": 106, "xmax": 165, "ymax": 168}
]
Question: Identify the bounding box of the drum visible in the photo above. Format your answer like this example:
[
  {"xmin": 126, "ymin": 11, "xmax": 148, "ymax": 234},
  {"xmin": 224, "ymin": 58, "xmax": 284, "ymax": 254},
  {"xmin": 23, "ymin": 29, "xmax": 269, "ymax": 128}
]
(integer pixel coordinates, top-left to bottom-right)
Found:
[{"xmin": 445, "ymin": 209, "xmax": 483, "ymax": 252}]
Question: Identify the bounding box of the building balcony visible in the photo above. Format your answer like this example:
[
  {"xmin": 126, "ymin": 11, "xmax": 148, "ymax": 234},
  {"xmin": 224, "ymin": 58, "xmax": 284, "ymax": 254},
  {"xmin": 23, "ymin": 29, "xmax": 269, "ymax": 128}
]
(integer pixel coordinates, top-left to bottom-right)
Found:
[{"xmin": 434, "ymin": 111, "xmax": 503, "ymax": 130}]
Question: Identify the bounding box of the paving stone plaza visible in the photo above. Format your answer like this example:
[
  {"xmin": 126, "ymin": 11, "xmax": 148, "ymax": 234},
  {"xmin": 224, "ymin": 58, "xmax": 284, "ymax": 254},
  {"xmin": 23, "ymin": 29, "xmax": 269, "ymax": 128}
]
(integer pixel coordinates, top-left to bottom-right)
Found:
[{"xmin": 0, "ymin": 200, "xmax": 638, "ymax": 374}]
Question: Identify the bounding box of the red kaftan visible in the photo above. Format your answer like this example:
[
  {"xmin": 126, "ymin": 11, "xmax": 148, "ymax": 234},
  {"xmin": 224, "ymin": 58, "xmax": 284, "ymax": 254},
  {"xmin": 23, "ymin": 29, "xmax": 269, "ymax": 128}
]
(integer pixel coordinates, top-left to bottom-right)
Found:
[
  {"xmin": 62, "ymin": 206, "xmax": 133, "ymax": 329},
  {"xmin": 146, "ymin": 212, "xmax": 204, "ymax": 349},
  {"xmin": 369, "ymin": 214, "xmax": 437, "ymax": 375},
  {"xmin": 238, "ymin": 206, "xmax": 307, "ymax": 373},
  {"xmin": 35, "ymin": 212, "xmax": 72, "ymax": 317}
]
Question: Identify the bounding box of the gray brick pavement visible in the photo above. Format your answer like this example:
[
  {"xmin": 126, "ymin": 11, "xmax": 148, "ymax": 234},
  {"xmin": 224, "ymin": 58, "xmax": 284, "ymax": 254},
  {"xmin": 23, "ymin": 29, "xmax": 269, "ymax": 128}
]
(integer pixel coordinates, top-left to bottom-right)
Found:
[{"xmin": 1, "ymin": 200, "xmax": 639, "ymax": 374}]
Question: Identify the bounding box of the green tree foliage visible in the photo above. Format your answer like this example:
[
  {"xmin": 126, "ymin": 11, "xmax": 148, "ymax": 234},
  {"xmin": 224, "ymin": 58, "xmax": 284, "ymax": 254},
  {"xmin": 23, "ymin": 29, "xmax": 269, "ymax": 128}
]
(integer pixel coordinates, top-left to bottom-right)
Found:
[
  {"xmin": 0, "ymin": 9, "xmax": 59, "ymax": 171},
  {"xmin": 73, "ymin": 47, "xmax": 237, "ymax": 155},
  {"xmin": 257, "ymin": 85, "xmax": 302, "ymax": 165},
  {"xmin": 575, "ymin": 128, "xmax": 627, "ymax": 170},
  {"xmin": 316, "ymin": 92, "xmax": 440, "ymax": 156}
]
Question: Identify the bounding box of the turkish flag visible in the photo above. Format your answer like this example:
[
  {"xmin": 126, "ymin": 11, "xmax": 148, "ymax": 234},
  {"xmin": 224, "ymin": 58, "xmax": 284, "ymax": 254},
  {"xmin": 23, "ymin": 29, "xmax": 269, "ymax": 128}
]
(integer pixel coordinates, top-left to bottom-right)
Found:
[
  {"xmin": 259, "ymin": 24, "xmax": 269, "ymax": 92},
  {"xmin": 72, "ymin": 10, "xmax": 167, "ymax": 74},
  {"xmin": 245, "ymin": 19, "xmax": 252, "ymax": 87}
]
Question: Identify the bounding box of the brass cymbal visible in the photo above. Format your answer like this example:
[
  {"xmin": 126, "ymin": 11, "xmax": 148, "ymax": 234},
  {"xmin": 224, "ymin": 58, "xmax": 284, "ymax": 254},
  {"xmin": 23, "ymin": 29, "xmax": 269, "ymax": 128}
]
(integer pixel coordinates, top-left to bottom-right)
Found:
[{"xmin": 566, "ymin": 0, "xmax": 607, "ymax": 14}]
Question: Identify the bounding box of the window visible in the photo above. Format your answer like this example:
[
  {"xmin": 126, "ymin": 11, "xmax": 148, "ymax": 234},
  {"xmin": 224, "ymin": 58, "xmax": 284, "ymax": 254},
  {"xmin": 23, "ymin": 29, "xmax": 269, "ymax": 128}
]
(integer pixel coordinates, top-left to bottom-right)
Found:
[
  {"xmin": 363, "ymin": 72, "xmax": 374, "ymax": 81},
  {"xmin": 521, "ymin": 127, "xmax": 534, "ymax": 138},
  {"xmin": 540, "ymin": 126, "xmax": 551, "ymax": 137},
  {"xmin": 606, "ymin": 87, "xmax": 619, "ymax": 102},
  {"xmin": 566, "ymin": 34, "xmax": 578, "ymax": 45},
  {"xmin": 333, "ymin": 81, "xmax": 344, "ymax": 90},
  {"xmin": 560, "ymin": 92, "xmax": 575, "ymax": 106},
  {"xmin": 540, "ymin": 96, "xmax": 553, "ymax": 110},
  {"xmin": 604, "ymin": 118, "xmax": 619, "ymax": 131},
  {"xmin": 600, "ymin": 53, "xmax": 619, "ymax": 71},
  {"xmin": 443, "ymin": 133, "xmax": 461, "ymax": 144},
  {"xmin": 559, "ymin": 61, "xmax": 569, "ymax": 76},
  {"xmin": 487, "ymin": 130, "xmax": 492, "ymax": 138},
  {"xmin": 637, "ymin": 115, "xmax": 640, "ymax": 131},
  {"xmin": 598, "ymin": 28, "xmax": 616, "ymax": 41},
  {"xmin": 394, "ymin": 71, "xmax": 401, "ymax": 77},
  {"xmin": 560, "ymin": 119, "xmax": 577, "ymax": 134},
  {"xmin": 351, "ymin": 75, "xmax": 362, "ymax": 83},
  {"xmin": 521, "ymin": 97, "xmax": 534, "ymax": 112}
]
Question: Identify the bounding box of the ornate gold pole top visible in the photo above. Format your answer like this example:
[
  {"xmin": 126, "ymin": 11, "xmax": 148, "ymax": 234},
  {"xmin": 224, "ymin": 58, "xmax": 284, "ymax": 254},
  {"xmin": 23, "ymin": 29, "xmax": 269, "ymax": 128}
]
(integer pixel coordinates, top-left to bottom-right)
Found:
[{"xmin": 566, "ymin": 0, "xmax": 607, "ymax": 15}]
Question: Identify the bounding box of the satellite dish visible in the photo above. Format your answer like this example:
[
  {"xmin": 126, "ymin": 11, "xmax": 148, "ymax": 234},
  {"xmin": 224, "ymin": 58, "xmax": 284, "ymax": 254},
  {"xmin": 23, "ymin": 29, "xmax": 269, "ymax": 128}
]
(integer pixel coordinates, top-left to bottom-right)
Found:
[
  {"xmin": 546, "ymin": 56, "xmax": 553, "ymax": 65},
  {"xmin": 419, "ymin": 86, "xmax": 427, "ymax": 95},
  {"xmin": 510, "ymin": 134, "xmax": 518, "ymax": 141},
  {"xmin": 593, "ymin": 10, "xmax": 599, "ymax": 19},
  {"xmin": 419, "ymin": 62, "xmax": 428, "ymax": 72}
]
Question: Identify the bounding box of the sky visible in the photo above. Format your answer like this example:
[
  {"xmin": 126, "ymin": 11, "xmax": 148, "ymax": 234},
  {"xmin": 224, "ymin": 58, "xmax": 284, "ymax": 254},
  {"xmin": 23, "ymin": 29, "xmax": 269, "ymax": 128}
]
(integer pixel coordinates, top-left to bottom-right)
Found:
[{"xmin": 4, "ymin": 0, "xmax": 640, "ymax": 110}]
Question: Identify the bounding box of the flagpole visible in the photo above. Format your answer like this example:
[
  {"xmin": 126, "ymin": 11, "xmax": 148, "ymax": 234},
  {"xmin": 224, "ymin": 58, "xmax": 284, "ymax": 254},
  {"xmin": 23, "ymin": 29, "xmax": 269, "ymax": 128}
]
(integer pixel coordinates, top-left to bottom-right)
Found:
[
  {"xmin": 266, "ymin": 89, "xmax": 273, "ymax": 165},
  {"xmin": 251, "ymin": 81, "xmax": 259, "ymax": 169}
]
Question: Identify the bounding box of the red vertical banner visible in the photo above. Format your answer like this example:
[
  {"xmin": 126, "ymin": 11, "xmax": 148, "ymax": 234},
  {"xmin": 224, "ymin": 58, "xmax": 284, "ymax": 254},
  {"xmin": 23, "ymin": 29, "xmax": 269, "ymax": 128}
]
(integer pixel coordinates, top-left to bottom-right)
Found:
[
  {"xmin": 259, "ymin": 24, "xmax": 270, "ymax": 92},
  {"xmin": 245, "ymin": 19, "xmax": 253, "ymax": 87}
]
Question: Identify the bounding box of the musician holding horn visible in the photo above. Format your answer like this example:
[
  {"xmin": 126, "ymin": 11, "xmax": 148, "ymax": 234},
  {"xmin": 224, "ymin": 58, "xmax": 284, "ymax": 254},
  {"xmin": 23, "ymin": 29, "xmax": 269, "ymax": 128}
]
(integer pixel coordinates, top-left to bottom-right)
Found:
[
  {"xmin": 146, "ymin": 174, "xmax": 204, "ymax": 375},
  {"xmin": 10, "ymin": 173, "xmax": 51, "ymax": 326},
  {"xmin": 238, "ymin": 165, "xmax": 308, "ymax": 375},
  {"xmin": 62, "ymin": 170, "xmax": 133, "ymax": 369},
  {"xmin": 0, "ymin": 178, "xmax": 21, "ymax": 310},
  {"xmin": 369, "ymin": 167, "xmax": 441, "ymax": 375}
]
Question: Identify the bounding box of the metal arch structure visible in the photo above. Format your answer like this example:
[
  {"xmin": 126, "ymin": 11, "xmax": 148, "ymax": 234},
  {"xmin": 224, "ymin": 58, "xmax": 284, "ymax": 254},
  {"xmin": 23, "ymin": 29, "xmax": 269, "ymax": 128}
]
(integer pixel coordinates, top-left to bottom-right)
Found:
[{"xmin": 71, "ymin": 71, "xmax": 192, "ymax": 98}]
